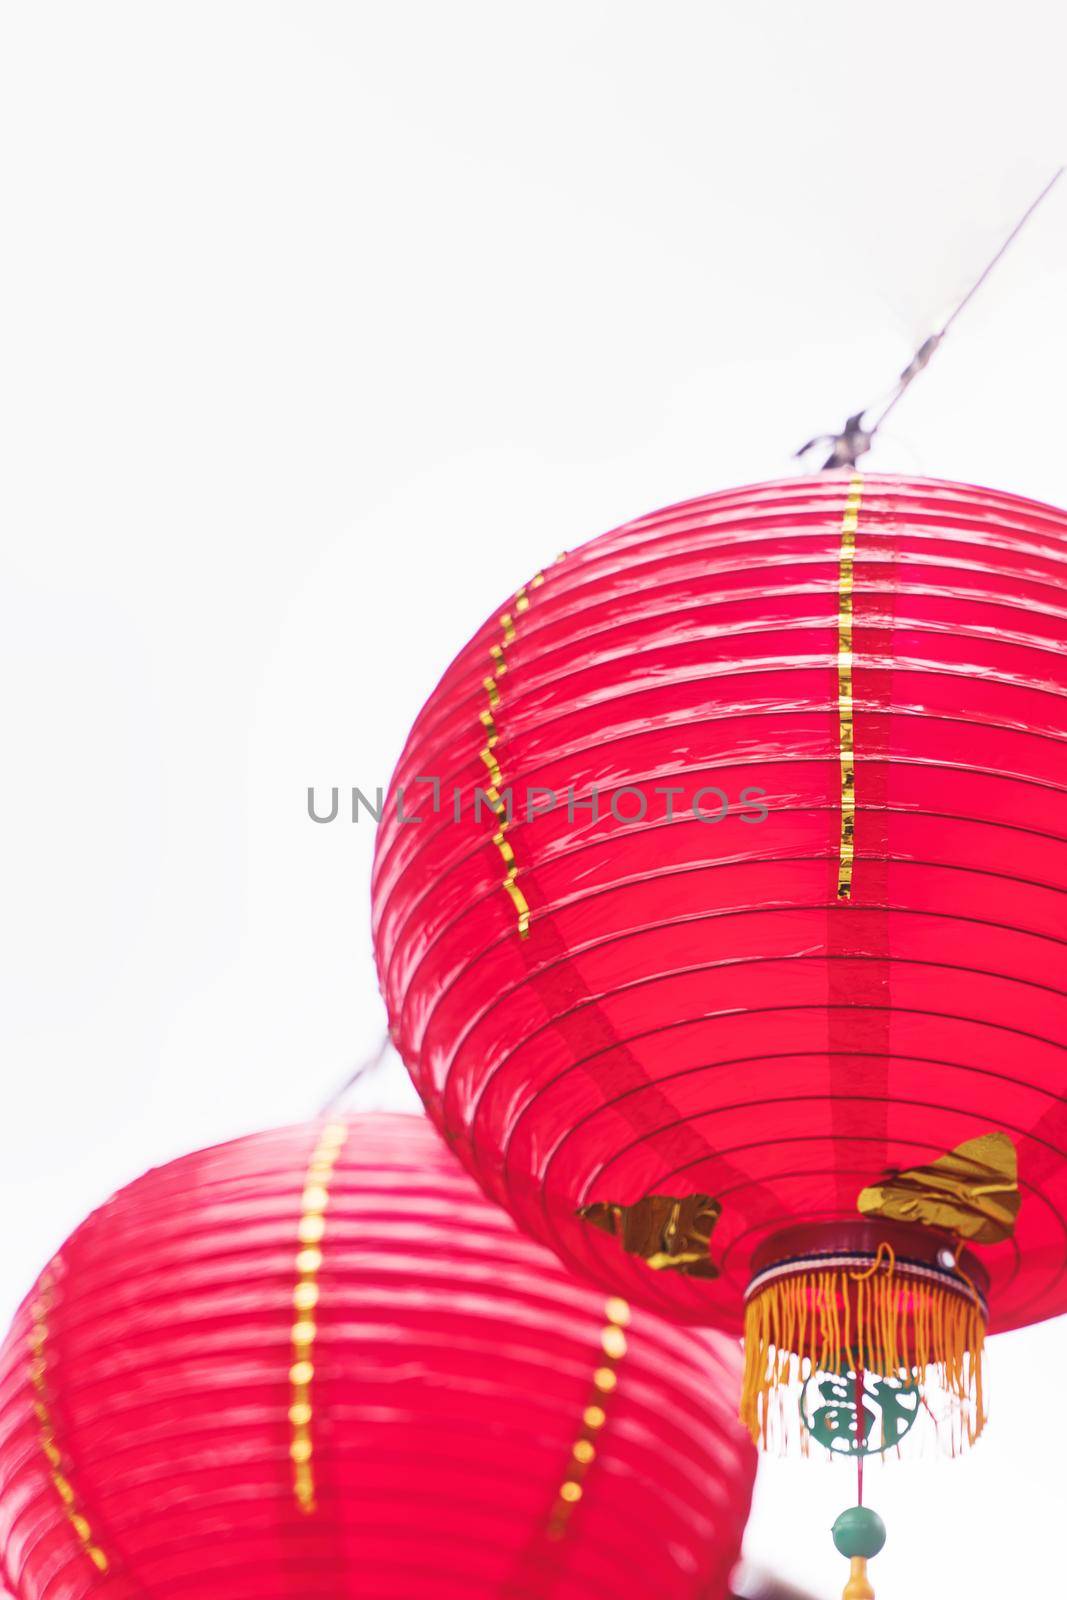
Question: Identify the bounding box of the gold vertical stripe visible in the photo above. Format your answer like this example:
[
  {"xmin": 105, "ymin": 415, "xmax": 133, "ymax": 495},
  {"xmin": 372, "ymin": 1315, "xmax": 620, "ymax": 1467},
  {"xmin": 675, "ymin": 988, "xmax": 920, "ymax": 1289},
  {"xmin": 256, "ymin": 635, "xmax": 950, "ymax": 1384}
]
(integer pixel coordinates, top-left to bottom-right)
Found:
[
  {"xmin": 28, "ymin": 1270, "xmax": 110, "ymax": 1574},
  {"xmin": 546, "ymin": 1296, "xmax": 629, "ymax": 1539},
  {"xmin": 290, "ymin": 1118, "xmax": 349, "ymax": 1513},
  {"xmin": 836, "ymin": 475, "xmax": 863, "ymax": 900},
  {"xmin": 482, "ymin": 570, "xmax": 548, "ymax": 939}
]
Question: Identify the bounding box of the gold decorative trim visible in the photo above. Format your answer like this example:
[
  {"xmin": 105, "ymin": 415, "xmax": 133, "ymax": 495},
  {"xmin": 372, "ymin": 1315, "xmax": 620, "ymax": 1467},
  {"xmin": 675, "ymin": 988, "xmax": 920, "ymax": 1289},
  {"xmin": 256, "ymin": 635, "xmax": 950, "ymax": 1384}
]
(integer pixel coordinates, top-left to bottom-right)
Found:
[
  {"xmin": 836, "ymin": 474, "xmax": 863, "ymax": 900},
  {"xmin": 480, "ymin": 570, "xmax": 547, "ymax": 939},
  {"xmin": 578, "ymin": 1194, "xmax": 721, "ymax": 1277},
  {"xmin": 857, "ymin": 1132, "xmax": 1020, "ymax": 1244},
  {"xmin": 546, "ymin": 1297, "xmax": 629, "ymax": 1539},
  {"xmin": 290, "ymin": 1118, "xmax": 349, "ymax": 1513},
  {"xmin": 28, "ymin": 1269, "xmax": 110, "ymax": 1574}
]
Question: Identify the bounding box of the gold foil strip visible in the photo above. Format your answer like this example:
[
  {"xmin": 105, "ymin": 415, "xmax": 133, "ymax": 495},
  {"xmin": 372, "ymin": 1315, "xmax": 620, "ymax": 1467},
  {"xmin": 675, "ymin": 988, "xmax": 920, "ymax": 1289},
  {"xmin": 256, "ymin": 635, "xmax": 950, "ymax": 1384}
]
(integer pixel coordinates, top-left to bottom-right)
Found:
[
  {"xmin": 546, "ymin": 1297, "xmax": 630, "ymax": 1539},
  {"xmin": 482, "ymin": 570, "xmax": 547, "ymax": 939},
  {"xmin": 290, "ymin": 1118, "xmax": 349, "ymax": 1513},
  {"xmin": 28, "ymin": 1269, "xmax": 110, "ymax": 1574},
  {"xmin": 578, "ymin": 1193, "xmax": 721, "ymax": 1277},
  {"xmin": 857, "ymin": 1132, "xmax": 1020, "ymax": 1244},
  {"xmin": 836, "ymin": 475, "xmax": 863, "ymax": 900}
]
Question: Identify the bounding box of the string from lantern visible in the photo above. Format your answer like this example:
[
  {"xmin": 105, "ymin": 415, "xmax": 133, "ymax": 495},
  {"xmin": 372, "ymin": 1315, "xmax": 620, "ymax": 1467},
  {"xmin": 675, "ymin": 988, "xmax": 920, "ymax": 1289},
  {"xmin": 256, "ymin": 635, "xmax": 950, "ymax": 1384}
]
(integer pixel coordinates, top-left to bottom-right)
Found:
[
  {"xmin": 795, "ymin": 164, "xmax": 1065, "ymax": 470},
  {"xmin": 319, "ymin": 1030, "xmax": 391, "ymax": 1111}
]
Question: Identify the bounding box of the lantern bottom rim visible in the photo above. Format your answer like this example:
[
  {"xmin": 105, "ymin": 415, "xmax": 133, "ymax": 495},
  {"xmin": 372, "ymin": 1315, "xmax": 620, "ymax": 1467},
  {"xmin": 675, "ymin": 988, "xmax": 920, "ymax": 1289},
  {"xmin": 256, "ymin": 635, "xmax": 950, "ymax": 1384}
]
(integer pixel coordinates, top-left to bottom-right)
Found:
[
  {"xmin": 740, "ymin": 1219, "xmax": 991, "ymax": 1452},
  {"xmin": 746, "ymin": 1218, "xmax": 990, "ymax": 1318}
]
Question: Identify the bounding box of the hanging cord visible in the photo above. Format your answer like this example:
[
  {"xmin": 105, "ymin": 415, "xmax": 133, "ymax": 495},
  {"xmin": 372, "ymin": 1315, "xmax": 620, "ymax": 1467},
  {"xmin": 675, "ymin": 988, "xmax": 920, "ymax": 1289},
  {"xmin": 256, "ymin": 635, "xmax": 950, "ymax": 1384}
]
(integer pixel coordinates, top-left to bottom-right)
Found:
[
  {"xmin": 319, "ymin": 1031, "xmax": 391, "ymax": 1113},
  {"xmin": 854, "ymin": 1363, "xmax": 865, "ymax": 1507},
  {"xmin": 795, "ymin": 165, "xmax": 1065, "ymax": 470},
  {"xmin": 846, "ymin": 1243, "xmax": 895, "ymax": 1499}
]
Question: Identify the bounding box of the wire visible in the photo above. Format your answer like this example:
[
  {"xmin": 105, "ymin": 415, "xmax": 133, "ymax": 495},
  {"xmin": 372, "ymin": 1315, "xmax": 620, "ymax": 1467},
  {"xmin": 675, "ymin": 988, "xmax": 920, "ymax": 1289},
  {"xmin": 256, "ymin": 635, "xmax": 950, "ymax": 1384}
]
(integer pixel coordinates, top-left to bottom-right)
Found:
[
  {"xmin": 319, "ymin": 1031, "xmax": 391, "ymax": 1113},
  {"xmin": 796, "ymin": 165, "xmax": 1065, "ymax": 469}
]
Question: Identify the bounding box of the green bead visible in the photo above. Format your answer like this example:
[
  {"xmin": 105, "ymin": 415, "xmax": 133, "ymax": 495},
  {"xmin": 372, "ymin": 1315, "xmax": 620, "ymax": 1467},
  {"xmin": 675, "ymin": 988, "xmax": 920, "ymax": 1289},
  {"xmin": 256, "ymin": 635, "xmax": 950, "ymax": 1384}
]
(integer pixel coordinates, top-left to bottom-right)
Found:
[{"xmin": 832, "ymin": 1506, "xmax": 886, "ymax": 1560}]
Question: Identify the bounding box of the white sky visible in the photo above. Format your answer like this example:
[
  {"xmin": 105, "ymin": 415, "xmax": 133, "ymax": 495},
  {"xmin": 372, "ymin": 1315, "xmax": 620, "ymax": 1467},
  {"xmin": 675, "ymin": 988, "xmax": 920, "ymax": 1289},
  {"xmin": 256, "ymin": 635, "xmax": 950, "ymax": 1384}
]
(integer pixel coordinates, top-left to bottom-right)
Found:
[{"xmin": 2, "ymin": 5, "xmax": 1065, "ymax": 1596}]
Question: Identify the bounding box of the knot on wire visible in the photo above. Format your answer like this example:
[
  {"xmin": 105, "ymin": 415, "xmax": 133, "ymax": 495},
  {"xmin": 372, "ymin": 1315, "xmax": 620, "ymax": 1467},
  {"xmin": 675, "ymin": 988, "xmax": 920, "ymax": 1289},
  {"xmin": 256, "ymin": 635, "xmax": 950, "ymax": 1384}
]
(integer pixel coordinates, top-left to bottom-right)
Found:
[{"xmin": 794, "ymin": 412, "xmax": 874, "ymax": 471}]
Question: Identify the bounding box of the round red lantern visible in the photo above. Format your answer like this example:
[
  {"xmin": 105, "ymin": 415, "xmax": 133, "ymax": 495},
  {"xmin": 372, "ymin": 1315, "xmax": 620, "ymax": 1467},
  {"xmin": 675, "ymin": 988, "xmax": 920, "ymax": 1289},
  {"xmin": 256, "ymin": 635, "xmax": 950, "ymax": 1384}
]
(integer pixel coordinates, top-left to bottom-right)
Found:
[
  {"xmin": 0, "ymin": 1112, "xmax": 755, "ymax": 1600},
  {"xmin": 372, "ymin": 472, "xmax": 1067, "ymax": 1467}
]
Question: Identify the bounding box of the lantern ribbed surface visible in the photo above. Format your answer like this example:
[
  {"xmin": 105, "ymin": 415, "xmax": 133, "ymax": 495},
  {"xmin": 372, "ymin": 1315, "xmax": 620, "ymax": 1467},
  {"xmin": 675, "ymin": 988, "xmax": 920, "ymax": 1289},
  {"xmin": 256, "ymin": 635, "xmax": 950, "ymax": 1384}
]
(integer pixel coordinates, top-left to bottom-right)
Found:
[
  {"xmin": 0, "ymin": 1112, "xmax": 754, "ymax": 1600},
  {"xmin": 372, "ymin": 473, "xmax": 1067, "ymax": 1337}
]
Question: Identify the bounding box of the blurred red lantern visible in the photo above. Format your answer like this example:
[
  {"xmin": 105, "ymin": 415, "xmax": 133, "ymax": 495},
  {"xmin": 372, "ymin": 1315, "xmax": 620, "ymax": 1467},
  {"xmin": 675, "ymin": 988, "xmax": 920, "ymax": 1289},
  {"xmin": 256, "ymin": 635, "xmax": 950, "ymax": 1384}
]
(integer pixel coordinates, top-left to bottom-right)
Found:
[
  {"xmin": 372, "ymin": 473, "xmax": 1067, "ymax": 1459},
  {"xmin": 0, "ymin": 1112, "xmax": 754, "ymax": 1600}
]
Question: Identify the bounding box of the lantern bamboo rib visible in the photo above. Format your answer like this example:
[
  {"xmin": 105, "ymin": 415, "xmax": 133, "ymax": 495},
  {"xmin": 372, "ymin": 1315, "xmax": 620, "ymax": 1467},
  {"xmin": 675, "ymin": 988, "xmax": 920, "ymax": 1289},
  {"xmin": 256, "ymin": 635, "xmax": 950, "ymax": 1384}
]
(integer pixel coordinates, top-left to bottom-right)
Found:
[
  {"xmin": 836, "ymin": 474, "xmax": 863, "ymax": 901},
  {"xmin": 740, "ymin": 1267, "xmax": 986, "ymax": 1454},
  {"xmin": 28, "ymin": 1270, "xmax": 110, "ymax": 1575}
]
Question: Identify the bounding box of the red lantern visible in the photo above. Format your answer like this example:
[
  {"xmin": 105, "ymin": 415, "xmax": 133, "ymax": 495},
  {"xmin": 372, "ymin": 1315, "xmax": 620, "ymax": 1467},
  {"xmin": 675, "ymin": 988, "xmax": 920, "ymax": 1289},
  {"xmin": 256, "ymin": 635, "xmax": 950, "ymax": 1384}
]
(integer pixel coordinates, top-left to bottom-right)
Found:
[
  {"xmin": 372, "ymin": 472, "xmax": 1067, "ymax": 1457},
  {"xmin": 0, "ymin": 1113, "xmax": 754, "ymax": 1600}
]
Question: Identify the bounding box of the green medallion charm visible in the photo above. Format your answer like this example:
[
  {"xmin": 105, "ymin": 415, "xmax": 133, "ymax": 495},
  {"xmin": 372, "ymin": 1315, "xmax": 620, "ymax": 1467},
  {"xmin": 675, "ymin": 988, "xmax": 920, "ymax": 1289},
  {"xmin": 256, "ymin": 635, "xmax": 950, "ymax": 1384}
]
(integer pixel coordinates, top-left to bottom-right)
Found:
[{"xmin": 800, "ymin": 1369, "xmax": 919, "ymax": 1456}]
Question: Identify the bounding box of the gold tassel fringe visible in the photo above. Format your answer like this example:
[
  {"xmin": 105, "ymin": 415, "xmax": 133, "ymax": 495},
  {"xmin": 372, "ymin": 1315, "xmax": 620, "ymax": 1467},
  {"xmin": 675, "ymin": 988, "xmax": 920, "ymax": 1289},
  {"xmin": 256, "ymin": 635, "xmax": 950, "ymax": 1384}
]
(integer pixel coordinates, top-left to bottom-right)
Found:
[{"xmin": 741, "ymin": 1266, "xmax": 986, "ymax": 1455}]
